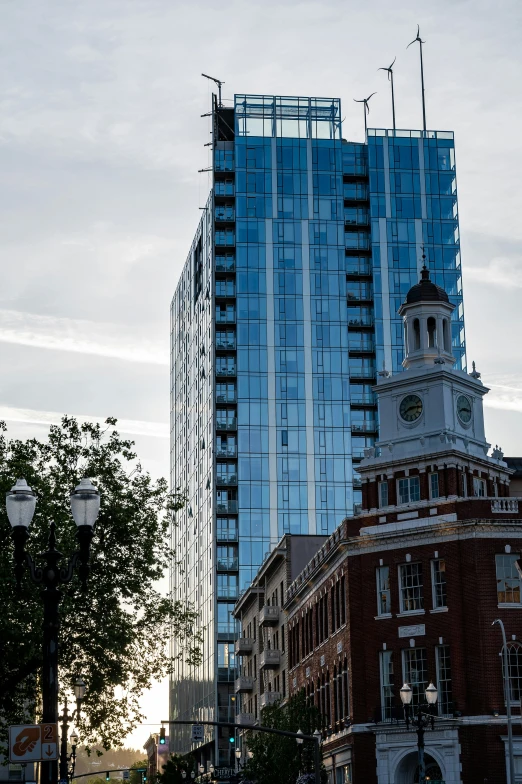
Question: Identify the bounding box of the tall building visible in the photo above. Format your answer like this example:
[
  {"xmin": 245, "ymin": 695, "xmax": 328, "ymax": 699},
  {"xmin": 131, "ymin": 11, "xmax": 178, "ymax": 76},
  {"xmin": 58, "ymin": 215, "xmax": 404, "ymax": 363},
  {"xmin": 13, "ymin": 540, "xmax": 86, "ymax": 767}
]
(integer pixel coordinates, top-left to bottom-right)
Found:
[
  {"xmin": 237, "ymin": 272, "xmax": 521, "ymax": 784},
  {"xmin": 169, "ymin": 92, "xmax": 465, "ymax": 768}
]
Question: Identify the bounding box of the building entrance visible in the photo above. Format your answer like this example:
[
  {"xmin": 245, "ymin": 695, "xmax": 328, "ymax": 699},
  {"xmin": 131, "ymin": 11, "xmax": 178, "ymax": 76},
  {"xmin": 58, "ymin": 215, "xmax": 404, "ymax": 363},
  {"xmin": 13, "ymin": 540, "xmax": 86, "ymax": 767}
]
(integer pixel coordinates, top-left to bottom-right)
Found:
[{"xmin": 394, "ymin": 751, "xmax": 444, "ymax": 784}]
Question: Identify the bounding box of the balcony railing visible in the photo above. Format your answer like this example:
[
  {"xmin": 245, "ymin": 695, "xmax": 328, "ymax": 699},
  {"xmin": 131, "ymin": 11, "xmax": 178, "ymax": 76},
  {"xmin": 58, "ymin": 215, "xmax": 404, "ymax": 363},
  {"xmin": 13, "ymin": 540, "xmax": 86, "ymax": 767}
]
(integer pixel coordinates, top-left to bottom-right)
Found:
[
  {"xmin": 259, "ymin": 606, "xmax": 280, "ymax": 626},
  {"xmin": 215, "ymin": 284, "xmax": 236, "ymax": 298},
  {"xmin": 344, "ymin": 209, "xmax": 370, "ymax": 226},
  {"xmin": 491, "ymin": 498, "xmax": 519, "ymax": 513},
  {"xmin": 347, "ymin": 288, "xmax": 372, "ymax": 301},
  {"xmin": 346, "ymin": 259, "xmax": 371, "ymax": 275},
  {"xmin": 216, "ymin": 366, "xmax": 237, "ymax": 377},
  {"xmin": 260, "ymin": 691, "xmax": 281, "ymax": 708},
  {"xmin": 260, "ymin": 649, "xmax": 281, "ymax": 670},
  {"xmin": 216, "ymin": 311, "xmax": 236, "ymax": 324},
  {"xmin": 348, "ymin": 338, "xmax": 375, "ymax": 352},
  {"xmin": 235, "ymin": 676, "xmax": 255, "ymax": 693},
  {"xmin": 217, "ymin": 586, "xmax": 238, "ymax": 600},
  {"xmin": 216, "ymin": 257, "xmax": 236, "ymax": 273},
  {"xmin": 236, "ymin": 713, "xmax": 255, "ymax": 727},
  {"xmin": 216, "ymin": 501, "xmax": 238, "ymax": 514},
  {"xmin": 216, "ymin": 337, "xmax": 236, "ymax": 351},
  {"xmin": 217, "ymin": 526, "xmax": 238, "ymax": 542},
  {"xmin": 217, "ymin": 556, "xmax": 239, "ymax": 571},
  {"xmin": 235, "ymin": 638, "xmax": 254, "ymax": 656},
  {"xmin": 215, "ymin": 208, "xmax": 236, "ymax": 222},
  {"xmin": 217, "ymin": 474, "xmax": 238, "ymax": 486},
  {"xmin": 351, "ymin": 422, "xmax": 378, "ymax": 432},
  {"xmin": 350, "ymin": 393, "xmax": 377, "ymax": 406},
  {"xmin": 216, "ymin": 445, "xmax": 237, "ymax": 458},
  {"xmin": 216, "ymin": 393, "xmax": 237, "ymax": 404},
  {"xmin": 216, "ymin": 418, "xmax": 237, "ymax": 431},
  {"xmin": 348, "ymin": 316, "xmax": 374, "ymax": 327},
  {"xmin": 349, "ymin": 368, "xmax": 376, "ymax": 379}
]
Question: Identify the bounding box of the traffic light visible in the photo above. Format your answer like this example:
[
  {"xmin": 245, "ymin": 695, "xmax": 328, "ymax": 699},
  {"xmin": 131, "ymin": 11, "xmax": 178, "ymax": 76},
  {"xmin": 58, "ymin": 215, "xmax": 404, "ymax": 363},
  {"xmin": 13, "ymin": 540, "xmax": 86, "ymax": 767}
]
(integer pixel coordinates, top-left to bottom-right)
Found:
[
  {"xmin": 142, "ymin": 772, "xmax": 147, "ymax": 784},
  {"xmin": 106, "ymin": 774, "xmax": 110, "ymax": 782},
  {"xmin": 229, "ymin": 735, "xmax": 235, "ymax": 744},
  {"xmin": 159, "ymin": 727, "xmax": 166, "ymax": 745}
]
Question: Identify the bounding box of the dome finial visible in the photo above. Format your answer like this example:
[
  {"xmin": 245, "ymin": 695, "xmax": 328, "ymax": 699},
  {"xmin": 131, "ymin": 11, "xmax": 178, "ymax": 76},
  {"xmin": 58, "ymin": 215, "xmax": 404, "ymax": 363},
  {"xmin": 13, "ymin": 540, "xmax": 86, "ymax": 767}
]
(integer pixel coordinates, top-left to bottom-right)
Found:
[{"xmin": 420, "ymin": 248, "xmax": 429, "ymax": 281}]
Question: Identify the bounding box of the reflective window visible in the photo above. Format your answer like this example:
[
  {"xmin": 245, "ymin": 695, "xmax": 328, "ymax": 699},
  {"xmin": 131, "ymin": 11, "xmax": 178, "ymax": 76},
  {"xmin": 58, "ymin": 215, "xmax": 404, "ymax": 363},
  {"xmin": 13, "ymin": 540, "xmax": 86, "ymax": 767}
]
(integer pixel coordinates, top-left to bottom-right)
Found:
[
  {"xmin": 399, "ymin": 562, "xmax": 423, "ymax": 612},
  {"xmin": 496, "ymin": 554, "xmax": 522, "ymax": 604}
]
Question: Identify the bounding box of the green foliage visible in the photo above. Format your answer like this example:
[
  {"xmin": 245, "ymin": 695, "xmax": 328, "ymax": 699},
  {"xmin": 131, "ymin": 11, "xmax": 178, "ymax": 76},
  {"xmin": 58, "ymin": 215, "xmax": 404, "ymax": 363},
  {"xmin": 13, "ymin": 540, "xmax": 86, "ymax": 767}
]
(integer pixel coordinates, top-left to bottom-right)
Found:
[
  {"xmin": 129, "ymin": 758, "xmax": 148, "ymax": 784},
  {"xmin": 157, "ymin": 753, "xmax": 195, "ymax": 784},
  {"xmin": 240, "ymin": 691, "xmax": 328, "ymax": 784},
  {"xmin": 0, "ymin": 417, "xmax": 201, "ymax": 752},
  {"xmin": 74, "ymin": 745, "xmax": 144, "ymax": 777}
]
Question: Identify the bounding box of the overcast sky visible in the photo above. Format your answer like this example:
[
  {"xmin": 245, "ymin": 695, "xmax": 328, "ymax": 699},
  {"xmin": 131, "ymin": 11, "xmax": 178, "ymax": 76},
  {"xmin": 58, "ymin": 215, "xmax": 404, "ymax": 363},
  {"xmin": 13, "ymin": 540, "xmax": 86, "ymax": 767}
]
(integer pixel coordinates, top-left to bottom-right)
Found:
[{"xmin": 2, "ymin": 0, "xmax": 522, "ymax": 751}]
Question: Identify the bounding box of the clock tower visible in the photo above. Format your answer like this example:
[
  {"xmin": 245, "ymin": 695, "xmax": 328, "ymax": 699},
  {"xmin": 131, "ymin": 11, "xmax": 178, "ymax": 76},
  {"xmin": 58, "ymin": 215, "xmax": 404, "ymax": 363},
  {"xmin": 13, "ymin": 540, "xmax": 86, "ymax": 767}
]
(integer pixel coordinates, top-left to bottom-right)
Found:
[{"xmin": 357, "ymin": 268, "xmax": 512, "ymax": 511}]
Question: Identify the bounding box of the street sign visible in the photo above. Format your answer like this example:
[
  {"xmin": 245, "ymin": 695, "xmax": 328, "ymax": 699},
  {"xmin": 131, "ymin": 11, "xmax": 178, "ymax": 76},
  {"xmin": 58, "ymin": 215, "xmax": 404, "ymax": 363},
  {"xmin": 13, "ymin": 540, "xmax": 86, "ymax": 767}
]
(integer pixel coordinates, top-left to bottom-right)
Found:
[
  {"xmin": 9, "ymin": 724, "xmax": 58, "ymax": 762},
  {"xmin": 191, "ymin": 724, "xmax": 204, "ymax": 743}
]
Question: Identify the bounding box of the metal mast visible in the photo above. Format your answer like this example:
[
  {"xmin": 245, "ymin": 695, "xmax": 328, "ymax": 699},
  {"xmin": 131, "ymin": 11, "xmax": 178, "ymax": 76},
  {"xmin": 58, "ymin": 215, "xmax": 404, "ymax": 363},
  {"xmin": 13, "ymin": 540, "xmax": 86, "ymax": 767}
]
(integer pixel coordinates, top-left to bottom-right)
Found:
[
  {"xmin": 407, "ymin": 25, "xmax": 426, "ymax": 132},
  {"xmin": 378, "ymin": 57, "xmax": 396, "ymax": 132}
]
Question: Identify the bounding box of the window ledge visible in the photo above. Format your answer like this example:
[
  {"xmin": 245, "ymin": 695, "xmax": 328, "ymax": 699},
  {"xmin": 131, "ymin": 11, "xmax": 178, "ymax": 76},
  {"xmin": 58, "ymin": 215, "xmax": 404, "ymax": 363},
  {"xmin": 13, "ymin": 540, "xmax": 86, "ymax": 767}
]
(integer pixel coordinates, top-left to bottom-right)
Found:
[
  {"xmin": 374, "ymin": 613, "xmax": 393, "ymax": 620},
  {"xmin": 396, "ymin": 610, "xmax": 426, "ymax": 618},
  {"xmin": 430, "ymin": 607, "xmax": 449, "ymax": 614},
  {"xmin": 497, "ymin": 603, "xmax": 522, "ymax": 609}
]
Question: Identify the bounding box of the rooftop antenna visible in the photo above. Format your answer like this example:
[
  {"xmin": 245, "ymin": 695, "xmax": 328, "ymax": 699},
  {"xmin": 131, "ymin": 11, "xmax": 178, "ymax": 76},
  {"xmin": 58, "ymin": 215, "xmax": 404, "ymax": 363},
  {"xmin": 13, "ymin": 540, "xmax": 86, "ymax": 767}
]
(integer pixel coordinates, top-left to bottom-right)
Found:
[
  {"xmin": 353, "ymin": 93, "xmax": 376, "ymax": 138},
  {"xmin": 407, "ymin": 25, "xmax": 426, "ymax": 133},
  {"xmin": 378, "ymin": 57, "xmax": 397, "ymax": 132},
  {"xmin": 201, "ymin": 73, "xmax": 224, "ymax": 107}
]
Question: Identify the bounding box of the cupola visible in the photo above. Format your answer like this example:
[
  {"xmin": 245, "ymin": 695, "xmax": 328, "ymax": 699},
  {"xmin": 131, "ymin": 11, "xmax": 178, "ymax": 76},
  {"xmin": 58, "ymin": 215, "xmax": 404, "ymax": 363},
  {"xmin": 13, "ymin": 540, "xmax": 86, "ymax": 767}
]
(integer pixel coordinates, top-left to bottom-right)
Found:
[{"xmin": 398, "ymin": 266, "xmax": 456, "ymax": 370}]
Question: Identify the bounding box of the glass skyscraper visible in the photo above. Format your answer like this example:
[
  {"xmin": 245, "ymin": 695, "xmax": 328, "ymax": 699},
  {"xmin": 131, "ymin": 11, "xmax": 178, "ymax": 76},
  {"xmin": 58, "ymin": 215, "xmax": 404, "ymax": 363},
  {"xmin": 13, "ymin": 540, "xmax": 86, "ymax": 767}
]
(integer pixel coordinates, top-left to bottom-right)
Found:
[{"xmin": 169, "ymin": 93, "xmax": 465, "ymax": 767}]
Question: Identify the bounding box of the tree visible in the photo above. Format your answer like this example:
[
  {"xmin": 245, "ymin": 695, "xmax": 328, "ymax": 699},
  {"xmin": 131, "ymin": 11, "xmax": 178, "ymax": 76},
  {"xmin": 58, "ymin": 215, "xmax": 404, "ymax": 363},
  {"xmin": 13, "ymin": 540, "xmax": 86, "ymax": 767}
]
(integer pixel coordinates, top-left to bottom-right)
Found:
[
  {"xmin": 0, "ymin": 416, "xmax": 201, "ymax": 752},
  {"xmin": 240, "ymin": 692, "xmax": 327, "ymax": 784},
  {"xmin": 156, "ymin": 753, "xmax": 195, "ymax": 784},
  {"xmin": 129, "ymin": 758, "xmax": 148, "ymax": 784}
]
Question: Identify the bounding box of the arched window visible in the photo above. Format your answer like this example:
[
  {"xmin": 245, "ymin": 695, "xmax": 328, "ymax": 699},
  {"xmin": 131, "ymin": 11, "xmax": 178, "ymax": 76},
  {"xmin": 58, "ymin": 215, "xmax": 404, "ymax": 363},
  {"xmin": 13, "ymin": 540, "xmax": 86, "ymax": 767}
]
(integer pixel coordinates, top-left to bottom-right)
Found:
[
  {"xmin": 502, "ymin": 642, "xmax": 522, "ymax": 701},
  {"xmin": 443, "ymin": 318, "xmax": 450, "ymax": 351},
  {"xmin": 427, "ymin": 316, "xmax": 436, "ymax": 348},
  {"xmin": 413, "ymin": 318, "xmax": 421, "ymax": 350},
  {"xmin": 404, "ymin": 322, "xmax": 409, "ymax": 352}
]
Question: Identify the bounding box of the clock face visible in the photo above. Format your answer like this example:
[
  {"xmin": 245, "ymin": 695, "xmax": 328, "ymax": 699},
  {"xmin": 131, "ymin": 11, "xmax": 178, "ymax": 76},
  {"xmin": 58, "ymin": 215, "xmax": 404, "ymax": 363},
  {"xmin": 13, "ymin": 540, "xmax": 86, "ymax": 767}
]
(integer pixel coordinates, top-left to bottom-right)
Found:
[
  {"xmin": 457, "ymin": 394, "xmax": 472, "ymax": 424},
  {"xmin": 399, "ymin": 394, "xmax": 423, "ymax": 423}
]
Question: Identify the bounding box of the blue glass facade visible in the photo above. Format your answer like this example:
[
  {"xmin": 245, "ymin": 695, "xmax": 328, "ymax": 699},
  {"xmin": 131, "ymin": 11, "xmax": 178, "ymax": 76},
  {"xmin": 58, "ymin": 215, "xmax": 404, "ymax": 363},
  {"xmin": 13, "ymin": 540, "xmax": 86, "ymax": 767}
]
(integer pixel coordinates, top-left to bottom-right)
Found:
[{"xmin": 169, "ymin": 94, "xmax": 465, "ymax": 766}]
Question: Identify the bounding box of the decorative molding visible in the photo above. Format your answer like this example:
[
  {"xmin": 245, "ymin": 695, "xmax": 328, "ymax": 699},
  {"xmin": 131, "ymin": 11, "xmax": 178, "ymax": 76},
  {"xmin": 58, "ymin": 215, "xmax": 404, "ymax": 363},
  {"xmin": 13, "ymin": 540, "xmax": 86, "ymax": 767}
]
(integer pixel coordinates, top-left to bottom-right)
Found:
[{"xmin": 399, "ymin": 624, "xmax": 426, "ymax": 638}]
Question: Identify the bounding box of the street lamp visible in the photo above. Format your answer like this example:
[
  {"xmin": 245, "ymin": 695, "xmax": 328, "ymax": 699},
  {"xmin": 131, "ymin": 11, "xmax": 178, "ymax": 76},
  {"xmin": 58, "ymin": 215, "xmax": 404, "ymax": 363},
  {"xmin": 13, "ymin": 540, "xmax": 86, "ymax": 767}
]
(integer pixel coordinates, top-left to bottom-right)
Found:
[
  {"xmin": 400, "ymin": 681, "xmax": 438, "ymax": 784},
  {"xmin": 59, "ymin": 682, "xmax": 87, "ymax": 784},
  {"xmin": 7, "ymin": 477, "xmax": 100, "ymax": 784}
]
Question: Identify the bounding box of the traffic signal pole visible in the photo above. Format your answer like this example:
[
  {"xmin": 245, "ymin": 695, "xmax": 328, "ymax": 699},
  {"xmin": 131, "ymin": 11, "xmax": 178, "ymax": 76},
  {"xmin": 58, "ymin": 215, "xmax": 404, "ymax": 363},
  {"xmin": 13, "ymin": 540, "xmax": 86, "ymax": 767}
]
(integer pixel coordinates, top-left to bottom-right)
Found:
[{"xmin": 162, "ymin": 719, "xmax": 321, "ymax": 783}]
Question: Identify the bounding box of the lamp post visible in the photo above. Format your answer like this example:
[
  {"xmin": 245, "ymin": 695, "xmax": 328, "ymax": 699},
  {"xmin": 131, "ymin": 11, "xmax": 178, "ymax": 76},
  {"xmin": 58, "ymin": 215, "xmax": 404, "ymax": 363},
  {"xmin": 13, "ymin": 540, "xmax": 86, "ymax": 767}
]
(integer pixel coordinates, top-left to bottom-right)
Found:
[
  {"xmin": 400, "ymin": 681, "xmax": 438, "ymax": 784},
  {"xmin": 59, "ymin": 682, "xmax": 86, "ymax": 784},
  {"xmin": 493, "ymin": 618, "xmax": 516, "ymax": 784},
  {"xmin": 7, "ymin": 477, "xmax": 100, "ymax": 784}
]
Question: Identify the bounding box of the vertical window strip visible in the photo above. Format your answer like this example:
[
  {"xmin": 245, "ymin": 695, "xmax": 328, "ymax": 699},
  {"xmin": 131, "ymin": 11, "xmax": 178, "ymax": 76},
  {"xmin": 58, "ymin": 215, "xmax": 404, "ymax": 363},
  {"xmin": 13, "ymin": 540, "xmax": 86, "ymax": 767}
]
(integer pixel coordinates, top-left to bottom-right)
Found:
[
  {"xmin": 402, "ymin": 647, "xmax": 428, "ymax": 709},
  {"xmin": 399, "ymin": 563, "xmax": 424, "ymax": 612},
  {"xmin": 435, "ymin": 645, "xmax": 452, "ymax": 716},
  {"xmin": 380, "ymin": 650, "xmax": 394, "ymax": 721},
  {"xmin": 431, "ymin": 559, "xmax": 447, "ymax": 609}
]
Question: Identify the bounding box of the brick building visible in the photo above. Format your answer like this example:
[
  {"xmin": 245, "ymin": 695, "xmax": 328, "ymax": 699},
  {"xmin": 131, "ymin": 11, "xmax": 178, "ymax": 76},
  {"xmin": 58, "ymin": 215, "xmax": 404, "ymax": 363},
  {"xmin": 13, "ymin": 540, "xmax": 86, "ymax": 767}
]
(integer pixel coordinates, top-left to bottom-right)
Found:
[
  {"xmin": 238, "ymin": 271, "xmax": 522, "ymax": 783},
  {"xmin": 234, "ymin": 535, "xmax": 327, "ymax": 726}
]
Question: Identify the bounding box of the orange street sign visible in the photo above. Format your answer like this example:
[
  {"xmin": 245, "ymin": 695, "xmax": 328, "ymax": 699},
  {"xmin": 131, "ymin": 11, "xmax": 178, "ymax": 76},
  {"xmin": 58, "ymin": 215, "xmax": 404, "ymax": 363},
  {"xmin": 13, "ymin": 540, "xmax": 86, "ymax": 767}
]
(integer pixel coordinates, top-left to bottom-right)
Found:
[{"xmin": 9, "ymin": 724, "xmax": 58, "ymax": 762}]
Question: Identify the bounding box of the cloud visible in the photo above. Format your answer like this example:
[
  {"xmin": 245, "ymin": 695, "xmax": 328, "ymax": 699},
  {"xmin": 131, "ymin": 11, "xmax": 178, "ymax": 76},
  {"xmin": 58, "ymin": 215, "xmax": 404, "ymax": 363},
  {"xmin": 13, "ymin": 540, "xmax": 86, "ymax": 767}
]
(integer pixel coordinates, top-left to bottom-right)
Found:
[
  {"xmin": 0, "ymin": 404, "xmax": 168, "ymax": 439},
  {"xmin": 466, "ymin": 257, "xmax": 522, "ymax": 289},
  {"xmin": 0, "ymin": 309, "xmax": 169, "ymax": 365},
  {"xmin": 485, "ymin": 376, "xmax": 522, "ymax": 414}
]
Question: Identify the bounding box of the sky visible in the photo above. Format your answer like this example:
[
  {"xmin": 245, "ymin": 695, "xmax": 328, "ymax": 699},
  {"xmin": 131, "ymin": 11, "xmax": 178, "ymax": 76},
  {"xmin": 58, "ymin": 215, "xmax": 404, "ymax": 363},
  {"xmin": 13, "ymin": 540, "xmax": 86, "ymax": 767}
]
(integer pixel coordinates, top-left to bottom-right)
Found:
[{"xmin": 2, "ymin": 0, "xmax": 522, "ymax": 752}]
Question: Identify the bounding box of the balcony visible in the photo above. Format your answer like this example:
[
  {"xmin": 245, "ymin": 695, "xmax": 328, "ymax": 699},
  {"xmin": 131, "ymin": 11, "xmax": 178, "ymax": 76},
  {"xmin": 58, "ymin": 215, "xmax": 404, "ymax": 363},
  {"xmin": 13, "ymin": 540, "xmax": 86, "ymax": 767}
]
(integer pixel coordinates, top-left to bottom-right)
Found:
[
  {"xmin": 235, "ymin": 637, "xmax": 254, "ymax": 656},
  {"xmin": 351, "ymin": 421, "xmax": 378, "ymax": 433},
  {"xmin": 216, "ymin": 392, "xmax": 236, "ymax": 404},
  {"xmin": 347, "ymin": 287, "xmax": 372, "ymax": 302},
  {"xmin": 349, "ymin": 368, "xmax": 376, "ymax": 380},
  {"xmin": 215, "ymin": 207, "xmax": 236, "ymax": 222},
  {"xmin": 491, "ymin": 498, "xmax": 519, "ymax": 513},
  {"xmin": 216, "ymin": 473, "xmax": 238, "ymax": 486},
  {"xmin": 216, "ymin": 445, "xmax": 237, "ymax": 458},
  {"xmin": 216, "ymin": 310, "xmax": 236, "ymax": 324},
  {"xmin": 236, "ymin": 713, "xmax": 255, "ymax": 727},
  {"xmin": 346, "ymin": 259, "xmax": 371, "ymax": 276},
  {"xmin": 217, "ymin": 556, "xmax": 239, "ymax": 571},
  {"xmin": 350, "ymin": 393, "xmax": 377, "ymax": 406},
  {"xmin": 216, "ymin": 417, "xmax": 237, "ymax": 431},
  {"xmin": 235, "ymin": 676, "xmax": 255, "ymax": 693},
  {"xmin": 260, "ymin": 649, "xmax": 281, "ymax": 670},
  {"xmin": 215, "ymin": 283, "xmax": 236, "ymax": 298},
  {"xmin": 215, "ymin": 231, "xmax": 235, "ymax": 247},
  {"xmin": 217, "ymin": 586, "xmax": 238, "ymax": 600},
  {"xmin": 344, "ymin": 209, "xmax": 370, "ymax": 226},
  {"xmin": 216, "ymin": 500, "xmax": 238, "ymax": 514},
  {"xmin": 216, "ymin": 365, "xmax": 237, "ymax": 378},
  {"xmin": 348, "ymin": 315, "xmax": 374, "ymax": 328},
  {"xmin": 216, "ymin": 337, "xmax": 236, "ymax": 351},
  {"xmin": 217, "ymin": 525, "xmax": 238, "ymax": 542},
  {"xmin": 259, "ymin": 606, "xmax": 280, "ymax": 626},
  {"xmin": 215, "ymin": 181, "xmax": 235, "ymax": 197},
  {"xmin": 348, "ymin": 338, "xmax": 374, "ymax": 353},
  {"xmin": 215, "ymin": 257, "xmax": 235, "ymax": 273},
  {"xmin": 260, "ymin": 691, "xmax": 281, "ymax": 708}
]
